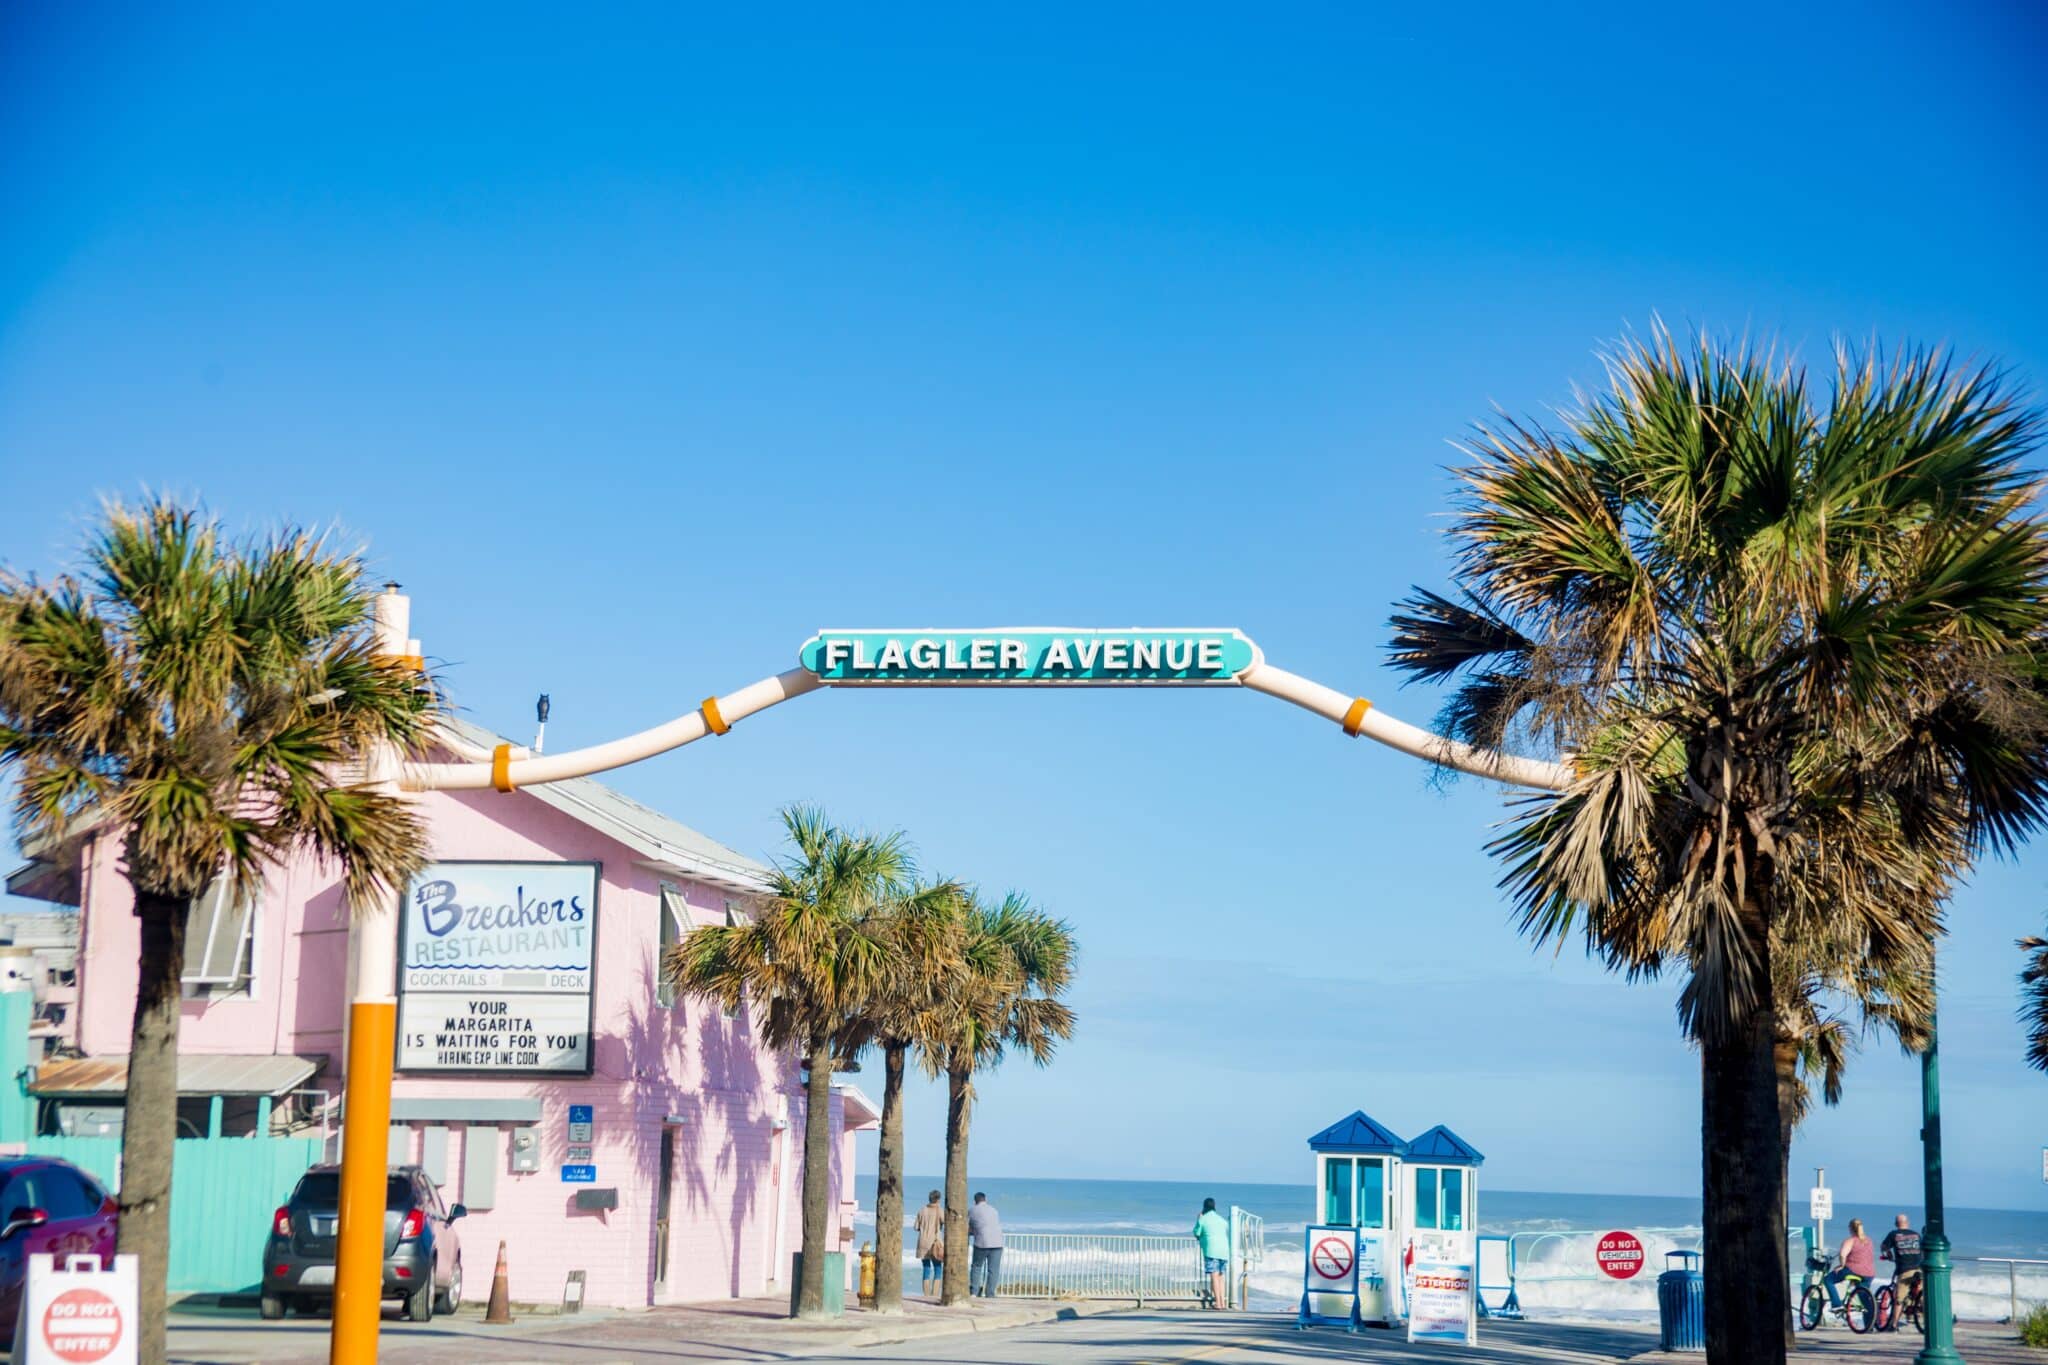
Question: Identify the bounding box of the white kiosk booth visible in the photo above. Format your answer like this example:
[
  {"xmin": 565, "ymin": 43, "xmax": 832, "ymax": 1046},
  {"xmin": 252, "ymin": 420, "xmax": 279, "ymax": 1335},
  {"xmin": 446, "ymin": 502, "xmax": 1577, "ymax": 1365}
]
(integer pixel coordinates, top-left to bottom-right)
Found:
[{"xmin": 1304, "ymin": 1111, "xmax": 1484, "ymax": 1333}]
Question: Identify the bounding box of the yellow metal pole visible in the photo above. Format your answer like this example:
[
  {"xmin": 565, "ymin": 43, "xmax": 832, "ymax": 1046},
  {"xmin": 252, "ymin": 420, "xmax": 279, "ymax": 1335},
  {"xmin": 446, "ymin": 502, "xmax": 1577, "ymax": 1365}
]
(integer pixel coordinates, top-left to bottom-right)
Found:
[
  {"xmin": 330, "ymin": 1001, "xmax": 395, "ymax": 1362},
  {"xmin": 330, "ymin": 585, "xmax": 414, "ymax": 1365}
]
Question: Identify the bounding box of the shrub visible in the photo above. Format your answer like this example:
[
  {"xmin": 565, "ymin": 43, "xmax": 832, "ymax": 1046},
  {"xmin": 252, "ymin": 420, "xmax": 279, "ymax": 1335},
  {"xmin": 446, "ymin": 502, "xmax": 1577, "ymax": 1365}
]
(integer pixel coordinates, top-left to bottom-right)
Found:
[{"xmin": 2019, "ymin": 1303, "xmax": 2048, "ymax": 1348}]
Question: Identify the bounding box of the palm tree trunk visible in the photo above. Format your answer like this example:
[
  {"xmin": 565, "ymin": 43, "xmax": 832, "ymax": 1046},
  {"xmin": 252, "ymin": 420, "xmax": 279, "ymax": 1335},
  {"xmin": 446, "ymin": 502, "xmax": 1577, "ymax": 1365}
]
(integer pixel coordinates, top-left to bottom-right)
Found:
[
  {"xmin": 1702, "ymin": 999, "xmax": 1791, "ymax": 1365},
  {"xmin": 795, "ymin": 1037, "xmax": 834, "ymax": 1318},
  {"xmin": 1775, "ymin": 1030, "xmax": 1802, "ymax": 1352},
  {"xmin": 119, "ymin": 889, "xmax": 186, "ymax": 1365},
  {"xmin": 940, "ymin": 1057, "xmax": 972, "ymax": 1306},
  {"xmin": 872, "ymin": 1041, "xmax": 907, "ymax": 1313}
]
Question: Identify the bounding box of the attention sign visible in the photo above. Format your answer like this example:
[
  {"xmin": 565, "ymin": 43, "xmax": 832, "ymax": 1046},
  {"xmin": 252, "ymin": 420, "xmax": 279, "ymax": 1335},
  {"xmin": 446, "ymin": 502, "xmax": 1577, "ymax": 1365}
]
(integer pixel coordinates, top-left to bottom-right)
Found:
[
  {"xmin": 800, "ymin": 628, "xmax": 1261, "ymax": 685},
  {"xmin": 397, "ymin": 861, "xmax": 600, "ymax": 1076}
]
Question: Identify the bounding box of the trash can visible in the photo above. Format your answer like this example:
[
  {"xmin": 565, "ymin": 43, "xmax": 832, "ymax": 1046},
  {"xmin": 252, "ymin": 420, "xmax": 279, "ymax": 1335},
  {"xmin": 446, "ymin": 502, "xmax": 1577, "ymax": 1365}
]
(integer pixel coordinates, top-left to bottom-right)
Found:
[
  {"xmin": 788, "ymin": 1252, "xmax": 847, "ymax": 1317},
  {"xmin": 1657, "ymin": 1250, "xmax": 1705, "ymax": 1352}
]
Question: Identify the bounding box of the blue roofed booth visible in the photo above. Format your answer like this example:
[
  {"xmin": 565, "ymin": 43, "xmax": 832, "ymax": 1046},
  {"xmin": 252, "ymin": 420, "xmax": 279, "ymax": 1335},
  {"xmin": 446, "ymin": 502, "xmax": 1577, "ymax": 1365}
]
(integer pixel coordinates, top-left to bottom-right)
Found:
[{"xmin": 1306, "ymin": 1111, "xmax": 1484, "ymax": 1326}]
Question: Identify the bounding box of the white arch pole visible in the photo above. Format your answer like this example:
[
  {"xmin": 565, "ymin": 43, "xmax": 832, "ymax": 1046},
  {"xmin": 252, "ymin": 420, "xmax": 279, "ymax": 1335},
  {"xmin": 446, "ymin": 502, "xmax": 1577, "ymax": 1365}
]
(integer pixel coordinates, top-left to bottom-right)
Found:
[{"xmin": 403, "ymin": 662, "xmax": 1570, "ymax": 794}]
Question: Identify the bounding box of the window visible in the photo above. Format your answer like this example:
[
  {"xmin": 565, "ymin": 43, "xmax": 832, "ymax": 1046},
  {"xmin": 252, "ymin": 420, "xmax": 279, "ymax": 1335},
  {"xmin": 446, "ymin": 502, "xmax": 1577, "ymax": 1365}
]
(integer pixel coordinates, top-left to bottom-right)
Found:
[
  {"xmin": 1441, "ymin": 1169, "xmax": 1465, "ymax": 1231},
  {"xmin": 1413, "ymin": 1168, "xmax": 1439, "ymax": 1230},
  {"xmin": 39, "ymin": 1171, "xmax": 99, "ymax": 1221},
  {"xmin": 1322, "ymin": 1157, "xmax": 1354, "ymax": 1226},
  {"xmin": 721, "ymin": 902, "xmax": 745, "ymax": 1019},
  {"xmin": 1321, "ymin": 1157, "xmax": 1385, "ymax": 1229},
  {"xmin": 1358, "ymin": 1158, "xmax": 1385, "ymax": 1229},
  {"xmin": 657, "ymin": 884, "xmax": 688, "ymax": 1008},
  {"xmin": 182, "ymin": 877, "xmax": 257, "ymax": 994}
]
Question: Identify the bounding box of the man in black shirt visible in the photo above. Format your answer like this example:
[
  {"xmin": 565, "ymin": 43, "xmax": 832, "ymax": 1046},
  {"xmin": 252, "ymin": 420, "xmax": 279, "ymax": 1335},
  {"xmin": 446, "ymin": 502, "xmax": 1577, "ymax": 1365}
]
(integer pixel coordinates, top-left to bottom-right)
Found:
[{"xmin": 1881, "ymin": 1213, "xmax": 1924, "ymax": 1305}]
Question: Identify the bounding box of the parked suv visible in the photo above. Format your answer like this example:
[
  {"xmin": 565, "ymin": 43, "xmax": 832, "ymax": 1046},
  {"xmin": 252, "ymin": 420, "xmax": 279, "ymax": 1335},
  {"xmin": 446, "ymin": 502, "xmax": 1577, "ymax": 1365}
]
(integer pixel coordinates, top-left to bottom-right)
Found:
[
  {"xmin": 261, "ymin": 1164, "xmax": 464, "ymax": 1322},
  {"xmin": 0, "ymin": 1157, "xmax": 119, "ymax": 1340}
]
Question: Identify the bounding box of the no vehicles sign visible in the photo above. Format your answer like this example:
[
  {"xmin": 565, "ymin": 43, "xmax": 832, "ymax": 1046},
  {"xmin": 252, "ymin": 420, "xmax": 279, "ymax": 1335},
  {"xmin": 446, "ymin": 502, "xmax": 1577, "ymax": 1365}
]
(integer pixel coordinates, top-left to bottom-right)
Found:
[
  {"xmin": 11, "ymin": 1254, "xmax": 137, "ymax": 1365},
  {"xmin": 1595, "ymin": 1231, "xmax": 1645, "ymax": 1280}
]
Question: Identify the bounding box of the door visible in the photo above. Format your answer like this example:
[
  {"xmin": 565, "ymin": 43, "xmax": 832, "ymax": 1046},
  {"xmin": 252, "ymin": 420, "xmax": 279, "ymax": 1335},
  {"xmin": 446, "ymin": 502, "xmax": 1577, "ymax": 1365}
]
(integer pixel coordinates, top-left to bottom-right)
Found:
[{"xmin": 653, "ymin": 1126, "xmax": 676, "ymax": 1288}]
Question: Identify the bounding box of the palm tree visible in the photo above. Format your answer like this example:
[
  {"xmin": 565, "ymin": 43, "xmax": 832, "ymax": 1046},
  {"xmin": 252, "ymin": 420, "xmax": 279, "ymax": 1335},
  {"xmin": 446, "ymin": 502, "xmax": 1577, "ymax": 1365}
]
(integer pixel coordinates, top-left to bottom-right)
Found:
[
  {"xmin": 928, "ymin": 892, "xmax": 1076, "ymax": 1305},
  {"xmin": 1386, "ymin": 332, "xmax": 2048, "ymax": 1364},
  {"xmin": 848, "ymin": 878, "xmax": 965, "ymax": 1312},
  {"xmin": 665, "ymin": 806, "xmax": 910, "ymax": 1318},
  {"xmin": 0, "ymin": 501, "xmax": 436, "ymax": 1365},
  {"xmin": 2022, "ymin": 928, "xmax": 2048, "ymax": 1071}
]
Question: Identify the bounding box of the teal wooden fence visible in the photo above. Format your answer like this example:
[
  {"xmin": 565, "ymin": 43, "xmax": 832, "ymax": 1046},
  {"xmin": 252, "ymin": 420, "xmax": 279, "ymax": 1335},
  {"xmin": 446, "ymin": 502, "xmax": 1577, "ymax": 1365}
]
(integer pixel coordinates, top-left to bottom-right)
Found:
[{"xmin": 25, "ymin": 1133, "xmax": 322, "ymax": 1294}]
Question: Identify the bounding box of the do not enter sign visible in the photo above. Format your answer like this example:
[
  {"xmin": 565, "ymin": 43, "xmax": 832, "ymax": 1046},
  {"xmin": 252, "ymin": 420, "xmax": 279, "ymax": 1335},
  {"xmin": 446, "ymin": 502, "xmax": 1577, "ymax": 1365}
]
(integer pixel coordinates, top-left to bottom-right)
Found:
[
  {"xmin": 40, "ymin": 1287, "xmax": 124, "ymax": 1364},
  {"xmin": 1595, "ymin": 1231, "xmax": 1646, "ymax": 1280}
]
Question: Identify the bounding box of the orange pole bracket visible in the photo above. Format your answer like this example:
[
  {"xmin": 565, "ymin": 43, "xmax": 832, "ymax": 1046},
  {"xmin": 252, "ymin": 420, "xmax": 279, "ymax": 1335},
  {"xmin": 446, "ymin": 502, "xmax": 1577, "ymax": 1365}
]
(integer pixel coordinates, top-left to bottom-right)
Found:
[
  {"xmin": 373, "ymin": 653, "xmax": 426, "ymax": 673},
  {"xmin": 1341, "ymin": 697, "xmax": 1373, "ymax": 737},
  {"xmin": 491, "ymin": 743, "xmax": 515, "ymax": 792},
  {"xmin": 700, "ymin": 697, "xmax": 731, "ymax": 736}
]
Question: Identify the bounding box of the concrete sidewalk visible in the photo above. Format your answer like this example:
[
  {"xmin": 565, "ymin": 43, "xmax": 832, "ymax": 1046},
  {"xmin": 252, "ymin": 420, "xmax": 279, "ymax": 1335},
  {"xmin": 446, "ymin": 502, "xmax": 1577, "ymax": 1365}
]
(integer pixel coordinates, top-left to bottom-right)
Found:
[{"xmin": 166, "ymin": 1292, "xmax": 1139, "ymax": 1363}]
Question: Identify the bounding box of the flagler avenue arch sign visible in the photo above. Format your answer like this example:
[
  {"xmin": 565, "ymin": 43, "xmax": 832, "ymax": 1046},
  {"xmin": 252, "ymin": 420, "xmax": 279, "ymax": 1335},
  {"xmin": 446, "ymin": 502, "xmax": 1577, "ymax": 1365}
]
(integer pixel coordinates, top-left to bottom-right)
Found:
[
  {"xmin": 397, "ymin": 621, "xmax": 1572, "ymax": 795},
  {"xmin": 798, "ymin": 627, "xmax": 1261, "ymax": 685},
  {"xmin": 328, "ymin": 594, "xmax": 1575, "ymax": 1365}
]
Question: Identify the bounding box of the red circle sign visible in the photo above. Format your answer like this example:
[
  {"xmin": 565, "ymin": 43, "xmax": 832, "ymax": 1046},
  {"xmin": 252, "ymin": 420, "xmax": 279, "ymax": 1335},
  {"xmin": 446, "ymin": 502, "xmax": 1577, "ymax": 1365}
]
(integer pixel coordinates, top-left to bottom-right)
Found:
[
  {"xmin": 1311, "ymin": 1235, "xmax": 1355, "ymax": 1282},
  {"xmin": 1596, "ymin": 1230, "xmax": 1646, "ymax": 1280},
  {"xmin": 41, "ymin": 1286, "xmax": 124, "ymax": 1364}
]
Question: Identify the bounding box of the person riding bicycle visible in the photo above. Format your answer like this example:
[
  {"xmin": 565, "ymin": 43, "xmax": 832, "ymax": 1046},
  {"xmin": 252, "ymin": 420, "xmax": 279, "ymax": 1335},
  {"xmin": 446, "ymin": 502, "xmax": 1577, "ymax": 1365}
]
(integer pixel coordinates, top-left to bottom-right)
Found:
[
  {"xmin": 1827, "ymin": 1218, "xmax": 1878, "ymax": 1307},
  {"xmin": 1881, "ymin": 1214, "xmax": 1924, "ymax": 1302}
]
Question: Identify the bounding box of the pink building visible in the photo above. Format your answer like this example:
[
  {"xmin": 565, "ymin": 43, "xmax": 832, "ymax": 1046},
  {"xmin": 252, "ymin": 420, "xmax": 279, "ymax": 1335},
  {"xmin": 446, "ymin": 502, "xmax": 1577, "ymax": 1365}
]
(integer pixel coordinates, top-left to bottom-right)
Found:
[{"xmin": 11, "ymin": 718, "xmax": 876, "ymax": 1308}]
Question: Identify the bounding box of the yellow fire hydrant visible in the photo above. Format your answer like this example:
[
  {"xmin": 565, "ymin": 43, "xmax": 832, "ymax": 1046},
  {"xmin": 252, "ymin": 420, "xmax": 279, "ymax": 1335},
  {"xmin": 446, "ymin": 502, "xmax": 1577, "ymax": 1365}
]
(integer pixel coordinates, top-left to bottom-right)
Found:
[{"xmin": 858, "ymin": 1241, "xmax": 877, "ymax": 1307}]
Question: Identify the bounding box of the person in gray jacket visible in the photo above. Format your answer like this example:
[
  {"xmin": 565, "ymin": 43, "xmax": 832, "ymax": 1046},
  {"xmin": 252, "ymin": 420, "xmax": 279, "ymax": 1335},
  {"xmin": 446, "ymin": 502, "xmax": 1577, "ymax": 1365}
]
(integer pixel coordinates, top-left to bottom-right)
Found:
[{"xmin": 967, "ymin": 1192, "xmax": 1004, "ymax": 1298}]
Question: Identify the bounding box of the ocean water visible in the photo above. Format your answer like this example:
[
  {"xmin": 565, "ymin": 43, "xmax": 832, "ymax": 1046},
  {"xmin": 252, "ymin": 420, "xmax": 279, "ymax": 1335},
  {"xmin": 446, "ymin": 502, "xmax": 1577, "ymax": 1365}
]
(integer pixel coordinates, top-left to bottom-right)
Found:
[{"xmin": 857, "ymin": 1175, "xmax": 2048, "ymax": 1322}]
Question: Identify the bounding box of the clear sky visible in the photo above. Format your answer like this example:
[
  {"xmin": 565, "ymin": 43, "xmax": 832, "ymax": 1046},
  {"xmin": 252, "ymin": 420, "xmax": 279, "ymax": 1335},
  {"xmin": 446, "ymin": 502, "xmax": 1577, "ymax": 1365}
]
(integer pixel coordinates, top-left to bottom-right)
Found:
[{"xmin": 4, "ymin": 3, "xmax": 2046, "ymax": 1210}]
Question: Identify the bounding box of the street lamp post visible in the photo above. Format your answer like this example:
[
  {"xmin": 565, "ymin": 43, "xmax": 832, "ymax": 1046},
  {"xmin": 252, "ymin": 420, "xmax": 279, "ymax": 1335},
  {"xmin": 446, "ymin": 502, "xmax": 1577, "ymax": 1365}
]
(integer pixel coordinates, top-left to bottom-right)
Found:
[{"xmin": 1915, "ymin": 1005, "xmax": 1963, "ymax": 1365}]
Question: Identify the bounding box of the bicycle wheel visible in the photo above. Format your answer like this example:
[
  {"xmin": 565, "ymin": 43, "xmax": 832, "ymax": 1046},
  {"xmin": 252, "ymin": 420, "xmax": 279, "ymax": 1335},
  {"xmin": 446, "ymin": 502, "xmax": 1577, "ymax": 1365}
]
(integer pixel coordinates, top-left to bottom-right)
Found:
[
  {"xmin": 1800, "ymin": 1285, "xmax": 1827, "ymax": 1331},
  {"xmin": 1845, "ymin": 1284, "xmax": 1876, "ymax": 1334},
  {"xmin": 1872, "ymin": 1284, "xmax": 1896, "ymax": 1332}
]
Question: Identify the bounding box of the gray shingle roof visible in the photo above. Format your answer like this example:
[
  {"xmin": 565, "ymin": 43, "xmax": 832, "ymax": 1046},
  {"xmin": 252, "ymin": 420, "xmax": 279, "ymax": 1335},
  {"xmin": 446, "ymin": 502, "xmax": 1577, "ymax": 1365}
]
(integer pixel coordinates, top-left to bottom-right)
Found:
[{"xmin": 440, "ymin": 716, "xmax": 773, "ymax": 894}]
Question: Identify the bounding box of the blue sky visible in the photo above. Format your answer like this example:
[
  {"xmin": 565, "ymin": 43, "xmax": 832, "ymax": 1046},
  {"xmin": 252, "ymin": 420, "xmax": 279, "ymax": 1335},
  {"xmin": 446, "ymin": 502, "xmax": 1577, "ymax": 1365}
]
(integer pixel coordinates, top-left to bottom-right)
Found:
[{"xmin": 4, "ymin": 3, "xmax": 2046, "ymax": 1209}]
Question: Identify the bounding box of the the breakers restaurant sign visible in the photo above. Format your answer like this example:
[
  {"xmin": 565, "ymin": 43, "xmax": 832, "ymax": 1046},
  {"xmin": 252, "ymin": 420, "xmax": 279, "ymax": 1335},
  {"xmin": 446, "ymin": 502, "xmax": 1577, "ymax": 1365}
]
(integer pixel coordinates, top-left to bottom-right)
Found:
[
  {"xmin": 396, "ymin": 861, "xmax": 599, "ymax": 1076},
  {"xmin": 800, "ymin": 628, "xmax": 1261, "ymax": 685}
]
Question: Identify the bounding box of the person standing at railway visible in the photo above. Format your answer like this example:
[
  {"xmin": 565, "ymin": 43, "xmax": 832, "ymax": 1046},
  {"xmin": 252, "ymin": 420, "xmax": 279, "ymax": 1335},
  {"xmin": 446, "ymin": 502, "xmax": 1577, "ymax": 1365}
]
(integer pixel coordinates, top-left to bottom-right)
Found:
[
  {"xmin": 1192, "ymin": 1198, "xmax": 1231, "ymax": 1309},
  {"xmin": 968, "ymin": 1192, "xmax": 1004, "ymax": 1298},
  {"xmin": 914, "ymin": 1190, "xmax": 945, "ymax": 1299}
]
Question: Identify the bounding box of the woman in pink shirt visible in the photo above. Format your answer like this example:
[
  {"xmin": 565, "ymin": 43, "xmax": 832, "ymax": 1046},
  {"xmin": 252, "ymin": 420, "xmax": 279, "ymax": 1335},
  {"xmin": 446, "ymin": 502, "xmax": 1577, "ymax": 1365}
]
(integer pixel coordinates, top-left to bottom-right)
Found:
[{"xmin": 1826, "ymin": 1218, "xmax": 1877, "ymax": 1306}]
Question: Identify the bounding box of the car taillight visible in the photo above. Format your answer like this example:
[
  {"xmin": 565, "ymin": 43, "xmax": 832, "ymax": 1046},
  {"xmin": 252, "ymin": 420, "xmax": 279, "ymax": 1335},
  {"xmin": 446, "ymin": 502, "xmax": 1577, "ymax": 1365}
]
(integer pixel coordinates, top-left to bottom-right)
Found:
[
  {"xmin": 273, "ymin": 1207, "xmax": 291, "ymax": 1237},
  {"xmin": 399, "ymin": 1208, "xmax": 424, "ymax": 1240}
]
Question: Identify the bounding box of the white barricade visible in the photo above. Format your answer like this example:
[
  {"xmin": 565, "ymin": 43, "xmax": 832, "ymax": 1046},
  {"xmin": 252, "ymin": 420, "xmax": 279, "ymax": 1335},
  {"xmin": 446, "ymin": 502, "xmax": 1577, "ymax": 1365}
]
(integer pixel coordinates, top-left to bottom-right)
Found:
[{"xmin": 9, "ymin": 1253, "xmax": 139, "ymax": 1365}]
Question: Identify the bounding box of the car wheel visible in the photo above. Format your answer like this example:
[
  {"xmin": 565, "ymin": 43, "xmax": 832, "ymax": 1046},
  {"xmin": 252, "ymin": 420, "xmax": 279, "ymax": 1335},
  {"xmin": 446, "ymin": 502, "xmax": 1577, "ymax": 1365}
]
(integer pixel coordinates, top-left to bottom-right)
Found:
[
  {"xmin": 404, "ymin": 1277, "xmax": 433, "ymax": 1323},
  {"xmin": 259, "ymin": 1293, "xmax": 285, "ymax": 1321},
  {"xmin": 435, "ymin": 1257, "xmax": 462, "ymax": 1316}
]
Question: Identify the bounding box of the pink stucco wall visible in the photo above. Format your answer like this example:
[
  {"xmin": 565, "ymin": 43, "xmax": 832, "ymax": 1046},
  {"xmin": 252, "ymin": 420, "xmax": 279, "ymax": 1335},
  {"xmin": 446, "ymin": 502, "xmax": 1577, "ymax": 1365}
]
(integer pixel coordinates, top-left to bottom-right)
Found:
[{"xmin": 68, "ymin": 784, "xmax": 864, "ymax": 1307}]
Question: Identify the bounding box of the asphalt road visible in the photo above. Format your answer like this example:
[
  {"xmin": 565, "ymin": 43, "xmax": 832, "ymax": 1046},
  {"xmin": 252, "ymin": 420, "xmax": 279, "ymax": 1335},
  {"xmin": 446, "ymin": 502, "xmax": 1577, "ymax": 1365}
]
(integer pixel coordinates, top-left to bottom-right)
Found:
[
  {"xmin": 164, "ymin": 1307, "xmax": 1659, "ymax": 1364},
  {"xmin": 819, "ymin": 1314, "xmax": 1656, "ymax": 1364}
]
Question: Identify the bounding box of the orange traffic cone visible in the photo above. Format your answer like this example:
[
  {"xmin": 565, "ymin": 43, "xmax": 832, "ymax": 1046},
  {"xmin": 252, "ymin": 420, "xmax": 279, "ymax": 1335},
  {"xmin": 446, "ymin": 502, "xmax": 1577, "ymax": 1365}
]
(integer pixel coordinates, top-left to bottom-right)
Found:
[{"xmin": 485, "ymin": 1239, "xmax": 513, "ymax": 1323}]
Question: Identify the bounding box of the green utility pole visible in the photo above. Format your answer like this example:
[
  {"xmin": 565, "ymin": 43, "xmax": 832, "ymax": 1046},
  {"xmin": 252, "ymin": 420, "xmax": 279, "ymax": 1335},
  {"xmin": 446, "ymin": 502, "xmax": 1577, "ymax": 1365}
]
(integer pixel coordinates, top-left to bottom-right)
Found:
[{"xmin": 1914, "ymin": 1007, "xmax": 1963, "ymax": 1364}]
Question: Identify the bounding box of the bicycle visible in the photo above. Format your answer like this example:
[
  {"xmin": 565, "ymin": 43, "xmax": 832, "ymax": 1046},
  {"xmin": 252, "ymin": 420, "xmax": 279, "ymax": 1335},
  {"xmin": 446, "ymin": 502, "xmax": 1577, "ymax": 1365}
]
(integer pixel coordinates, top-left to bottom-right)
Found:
[
  {"xmin": 1798, "ymin": 1254, "xmax": 1876, "ymax": 1333},
  {"xmin": 1873, "ymin": 1268, "xmax": 1925, "ymax": 1334}
]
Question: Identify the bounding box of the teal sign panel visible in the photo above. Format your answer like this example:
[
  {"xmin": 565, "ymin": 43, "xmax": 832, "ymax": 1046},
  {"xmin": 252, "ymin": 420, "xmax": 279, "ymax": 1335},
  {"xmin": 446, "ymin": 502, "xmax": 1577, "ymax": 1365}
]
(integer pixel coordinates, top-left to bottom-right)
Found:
[{"xmin": 799, "ymin": 628, "xmax": 1262, "ymax": 685}]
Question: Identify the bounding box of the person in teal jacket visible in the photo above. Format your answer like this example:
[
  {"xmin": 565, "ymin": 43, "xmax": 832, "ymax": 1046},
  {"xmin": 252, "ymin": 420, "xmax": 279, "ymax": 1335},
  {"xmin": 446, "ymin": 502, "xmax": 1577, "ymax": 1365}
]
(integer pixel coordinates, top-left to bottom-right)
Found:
[{"xmin": 1192, "ymin": 1198, "xmax": 1231, "ymax": 1310}]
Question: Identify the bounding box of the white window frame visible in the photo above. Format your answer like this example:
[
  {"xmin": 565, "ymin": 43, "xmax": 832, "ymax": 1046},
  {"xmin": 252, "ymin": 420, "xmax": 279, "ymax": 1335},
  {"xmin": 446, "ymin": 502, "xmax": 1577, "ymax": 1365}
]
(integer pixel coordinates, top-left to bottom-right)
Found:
[
  {"xmin": 657, "ymin": 882, "xmax": 689, "ymax": 1008},
  {"xmin": 181, "ymin": 877, "xmax": 258, "ymax": 997}
]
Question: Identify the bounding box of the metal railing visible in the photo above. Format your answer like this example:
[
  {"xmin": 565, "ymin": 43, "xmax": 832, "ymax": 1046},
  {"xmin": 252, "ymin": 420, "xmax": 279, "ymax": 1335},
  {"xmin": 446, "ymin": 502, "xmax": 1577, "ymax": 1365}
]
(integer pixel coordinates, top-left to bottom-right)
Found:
[
  {"xmin": 1968, "ymin": 1258, "xmax": 2048, "ymax": 1323},
  {"xmin": 990, "ymin": 1233, "xmax": 1206, "ymax": 1304},
  {"xmin": 1230, "ymin": 1206, "xmax": 1266, "ymax": 1310},
  {"xmin": 1501, "ymin": 1226, "xmax": 1815, "ymax": 1306}
]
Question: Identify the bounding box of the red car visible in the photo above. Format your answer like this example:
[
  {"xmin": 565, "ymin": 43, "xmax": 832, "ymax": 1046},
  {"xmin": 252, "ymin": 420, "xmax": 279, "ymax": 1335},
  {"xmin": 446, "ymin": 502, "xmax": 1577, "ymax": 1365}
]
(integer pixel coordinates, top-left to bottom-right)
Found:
[{"xmin": 0, "ymin": 1157, "xmax": 120, "ymax": 1339}]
